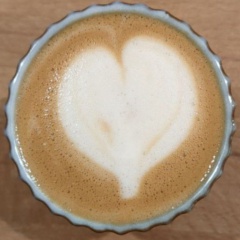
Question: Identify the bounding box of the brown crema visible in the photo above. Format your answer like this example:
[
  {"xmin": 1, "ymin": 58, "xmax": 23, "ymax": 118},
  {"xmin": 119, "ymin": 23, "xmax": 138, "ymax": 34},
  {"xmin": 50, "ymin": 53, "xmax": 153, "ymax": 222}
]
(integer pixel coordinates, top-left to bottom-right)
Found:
[{"xmin": 15, "ymin": 13, "xmax": 225, "ymax": 224}]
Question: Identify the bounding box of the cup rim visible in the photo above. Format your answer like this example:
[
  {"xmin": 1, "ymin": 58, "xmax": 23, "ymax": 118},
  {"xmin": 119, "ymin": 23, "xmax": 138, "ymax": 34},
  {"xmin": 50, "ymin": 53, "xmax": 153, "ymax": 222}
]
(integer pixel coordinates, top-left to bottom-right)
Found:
[{"xmin": 5, "ymin": 1, "xmax": 236, "ymax": 234}]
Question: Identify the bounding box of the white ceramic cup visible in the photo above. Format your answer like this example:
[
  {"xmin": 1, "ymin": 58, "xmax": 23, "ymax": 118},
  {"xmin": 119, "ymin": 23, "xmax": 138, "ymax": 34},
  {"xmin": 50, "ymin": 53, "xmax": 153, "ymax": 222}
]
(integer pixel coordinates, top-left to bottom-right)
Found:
[{"xmin": 5, "ymin": 2, "xmax": 235, "ymax": 233}]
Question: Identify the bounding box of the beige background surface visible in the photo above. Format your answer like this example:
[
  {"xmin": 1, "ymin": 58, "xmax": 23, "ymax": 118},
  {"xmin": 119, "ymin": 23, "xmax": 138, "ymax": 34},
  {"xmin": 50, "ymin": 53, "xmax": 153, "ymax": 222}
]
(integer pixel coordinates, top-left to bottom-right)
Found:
[{"xmin": 0, "ymin": 0, "xmax": 240, "ymax": 239}]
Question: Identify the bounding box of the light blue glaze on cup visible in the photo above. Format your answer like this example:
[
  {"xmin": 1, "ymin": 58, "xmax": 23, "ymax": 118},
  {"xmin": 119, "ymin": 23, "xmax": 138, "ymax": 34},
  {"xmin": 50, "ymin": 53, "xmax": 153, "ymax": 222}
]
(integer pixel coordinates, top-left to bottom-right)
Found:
[{"xmin": 5, "ymin": 2, "xmax": 235, "ymax": 234}]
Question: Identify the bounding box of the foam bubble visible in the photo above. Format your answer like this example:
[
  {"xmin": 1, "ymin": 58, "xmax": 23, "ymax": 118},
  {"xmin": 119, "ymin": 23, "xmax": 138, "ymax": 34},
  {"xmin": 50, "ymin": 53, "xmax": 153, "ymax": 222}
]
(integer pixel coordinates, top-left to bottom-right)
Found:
[{"xmin": 58, "ymin": 36, "xmax": 197, "ymax": 199}]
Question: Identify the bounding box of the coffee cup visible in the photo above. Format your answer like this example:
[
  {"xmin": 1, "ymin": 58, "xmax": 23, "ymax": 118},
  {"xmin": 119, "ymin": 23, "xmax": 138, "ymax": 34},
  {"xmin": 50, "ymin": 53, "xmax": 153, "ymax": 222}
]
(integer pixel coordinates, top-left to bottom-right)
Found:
[{"xmin": 5, "ymin": 2, "xmax": 235, "ymax": 233}]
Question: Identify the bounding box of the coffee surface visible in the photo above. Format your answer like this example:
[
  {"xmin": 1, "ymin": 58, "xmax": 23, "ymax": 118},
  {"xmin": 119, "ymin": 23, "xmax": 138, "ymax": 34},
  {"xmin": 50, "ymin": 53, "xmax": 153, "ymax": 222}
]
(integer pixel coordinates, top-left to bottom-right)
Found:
[{"xmin": 16, "ymin": 13, "xmax": 224, "ymax": 224}]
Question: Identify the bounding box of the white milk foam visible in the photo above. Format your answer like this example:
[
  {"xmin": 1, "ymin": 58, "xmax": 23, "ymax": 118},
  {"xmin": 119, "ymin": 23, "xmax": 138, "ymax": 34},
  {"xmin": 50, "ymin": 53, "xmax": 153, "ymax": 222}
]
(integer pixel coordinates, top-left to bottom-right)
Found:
[{"xmin": 58, "ymin": 36, "xmax": 197, "ymax": 199}]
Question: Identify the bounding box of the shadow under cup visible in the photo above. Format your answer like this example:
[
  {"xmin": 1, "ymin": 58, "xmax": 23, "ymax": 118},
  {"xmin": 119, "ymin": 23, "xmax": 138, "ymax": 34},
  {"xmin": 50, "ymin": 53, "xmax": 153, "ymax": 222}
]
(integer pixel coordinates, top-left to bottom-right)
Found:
[{"xmin": 5, "ymin": 2, "xmax": 235, "ymax": 233}]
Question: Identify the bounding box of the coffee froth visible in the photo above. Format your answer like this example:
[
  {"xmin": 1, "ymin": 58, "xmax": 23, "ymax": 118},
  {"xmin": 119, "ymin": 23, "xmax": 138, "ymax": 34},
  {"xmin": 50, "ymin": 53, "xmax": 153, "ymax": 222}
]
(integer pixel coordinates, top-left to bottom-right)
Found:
[
  {"xmin": 58, "ymin": 37, "xmax": 197, "ymax": 198},
  {"xmin": 16, "ymin": 13, "xmax": 224, "ymax": 224}
]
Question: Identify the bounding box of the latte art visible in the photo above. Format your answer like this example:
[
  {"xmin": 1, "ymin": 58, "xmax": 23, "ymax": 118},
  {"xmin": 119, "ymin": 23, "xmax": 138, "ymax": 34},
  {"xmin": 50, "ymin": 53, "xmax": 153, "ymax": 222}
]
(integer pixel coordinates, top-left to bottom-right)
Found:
[
  {"xmin": 15, "ymin": 12, "xmax": 225, "ymax": 225},
  {"xmin": 58, "ymin": 36, "xmax": 197, "ymax": 198}
]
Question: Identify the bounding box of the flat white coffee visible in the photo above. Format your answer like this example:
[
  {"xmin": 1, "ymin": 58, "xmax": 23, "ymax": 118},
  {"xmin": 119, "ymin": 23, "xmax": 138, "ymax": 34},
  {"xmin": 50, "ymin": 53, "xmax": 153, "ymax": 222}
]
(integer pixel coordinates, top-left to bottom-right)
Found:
[
  {"xmin": 15, "ymin": 12, "xmax": 224, "ymax": 224},
  {"xmin": 58, "ymin": 36, "xmax": 197, "ymax": 198}
]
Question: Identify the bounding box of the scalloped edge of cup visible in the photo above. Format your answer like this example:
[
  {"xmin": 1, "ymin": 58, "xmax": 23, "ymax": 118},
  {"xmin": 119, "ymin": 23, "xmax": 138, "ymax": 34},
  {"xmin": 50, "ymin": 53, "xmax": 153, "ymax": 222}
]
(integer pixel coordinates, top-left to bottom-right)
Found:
[{"xmin": 5, "ymin": 1, "xmax": 236, "ymax": 234}]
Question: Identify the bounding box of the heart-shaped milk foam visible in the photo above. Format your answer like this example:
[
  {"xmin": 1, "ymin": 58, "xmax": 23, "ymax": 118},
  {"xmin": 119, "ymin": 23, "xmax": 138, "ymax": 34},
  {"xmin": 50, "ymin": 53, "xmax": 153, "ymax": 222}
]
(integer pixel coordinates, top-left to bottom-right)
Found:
[{"xmin": 58, "ymin": 36, "xmax": 197, "ymax": 198}]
